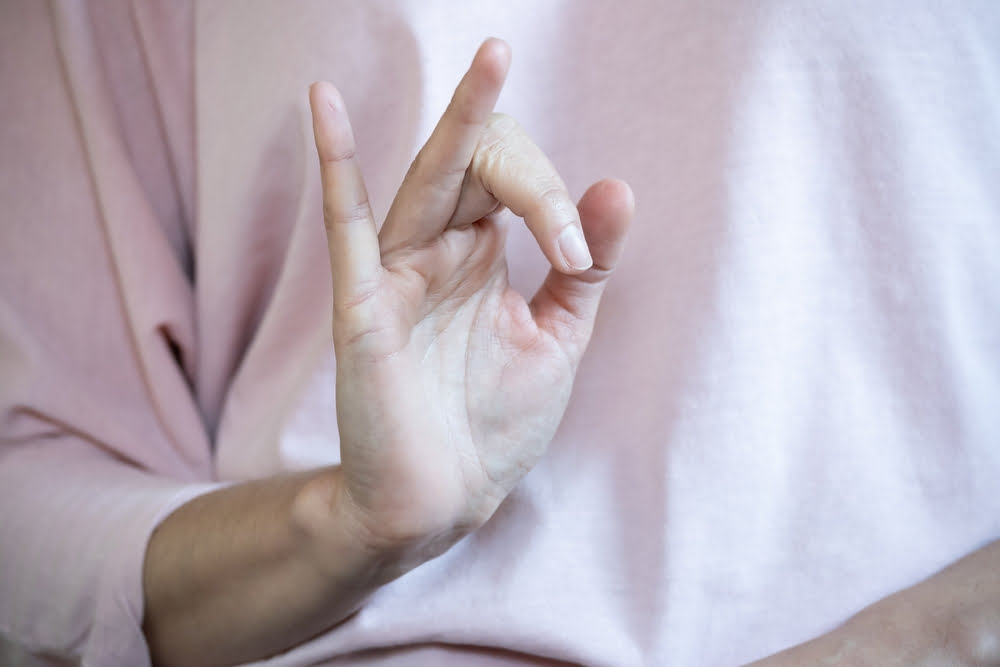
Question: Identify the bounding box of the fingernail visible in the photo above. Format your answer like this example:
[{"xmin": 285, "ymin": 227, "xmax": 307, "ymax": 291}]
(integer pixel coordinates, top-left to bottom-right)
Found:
[{"xmin": 558, "ymin": 226, "xmax": 593, "ymax": 271}]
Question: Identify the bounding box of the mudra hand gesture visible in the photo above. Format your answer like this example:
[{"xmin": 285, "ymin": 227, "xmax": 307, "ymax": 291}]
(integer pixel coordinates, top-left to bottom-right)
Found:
[
  {"xmin": 305, "ymin": 38, "xmax": 634, "ymax": 563},
  {"xmin": 143, "ymin": 38, "xmax": 633, "ymax": 666}
]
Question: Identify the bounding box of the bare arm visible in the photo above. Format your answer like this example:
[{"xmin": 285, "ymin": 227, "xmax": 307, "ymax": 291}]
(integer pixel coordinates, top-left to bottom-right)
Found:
[
  {"xmin": 141, "ymin": 38, "xmax": 633, "ymax": 666},
  {"xmin": 142, "ymin": 468, "xmax": 380, "ymax": 666},
  {"xmin": 749, "ymin": 540, "xmax": 1000, "ymax": 666}
]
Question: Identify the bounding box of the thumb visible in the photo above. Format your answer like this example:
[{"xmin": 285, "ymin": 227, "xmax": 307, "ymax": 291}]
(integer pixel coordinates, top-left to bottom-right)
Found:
[{"xmin": 529, "ymin": 178, "xmax": 634, "ymax": 360}]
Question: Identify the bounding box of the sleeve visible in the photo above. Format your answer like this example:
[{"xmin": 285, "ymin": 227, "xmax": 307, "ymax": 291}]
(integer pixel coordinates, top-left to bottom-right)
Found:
[
  {"xmin": 0, "ymin": 2, "xmax": 220, "ymax": 664},
  {"xmin": 0, "ymin": 442, "xmax": 218, "ymax": 665}
]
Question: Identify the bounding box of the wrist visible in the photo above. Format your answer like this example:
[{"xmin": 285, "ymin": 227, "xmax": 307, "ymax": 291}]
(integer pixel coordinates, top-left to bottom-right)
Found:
[{"xmin": 289, "ymin": 467, "xmax": 469, "ymax": 590}]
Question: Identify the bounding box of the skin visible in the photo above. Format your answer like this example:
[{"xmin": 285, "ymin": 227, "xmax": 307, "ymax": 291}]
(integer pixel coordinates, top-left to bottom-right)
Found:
[
  {"xmin": 749, "ymin": 540, "xmax": 1000, "ymax": 667},
  {"xmin": 143, "ymin": 39, "xmax": 634, "ymax": 666},
  {"xmin": 142, "ymin": 38, "xmax": 999, "ymax": 667}
]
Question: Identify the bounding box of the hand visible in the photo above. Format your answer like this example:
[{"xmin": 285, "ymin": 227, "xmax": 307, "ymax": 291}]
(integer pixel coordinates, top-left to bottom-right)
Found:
[{"xmin": 307, "ymin": 38, "xmax": 633, "ymax": 561}]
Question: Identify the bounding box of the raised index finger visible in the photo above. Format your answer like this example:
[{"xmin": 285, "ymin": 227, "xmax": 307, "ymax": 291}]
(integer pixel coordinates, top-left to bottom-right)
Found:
[{"xmin": 309, "ymin": 82, "xmax": 382, "ymax": 309}]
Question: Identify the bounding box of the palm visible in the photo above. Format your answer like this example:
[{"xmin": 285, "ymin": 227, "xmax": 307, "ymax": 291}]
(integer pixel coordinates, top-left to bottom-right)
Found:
[
  {"xmin": 310, "ymin": 39, "xmax": 632, "ymax": 549},
  {"xmin": 336, "ymin": 221, "xmax": 569, "ymax": 536}
]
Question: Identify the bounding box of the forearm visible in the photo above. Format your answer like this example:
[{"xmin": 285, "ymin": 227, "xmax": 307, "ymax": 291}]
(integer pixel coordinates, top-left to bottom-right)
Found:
[
  {"xmin": 749, "ymin": 539, "xmax": 1000, "ymax": 666},
  {"xmin": 141, "ymin": 467, "xmax": 405, "ymax": 667}
]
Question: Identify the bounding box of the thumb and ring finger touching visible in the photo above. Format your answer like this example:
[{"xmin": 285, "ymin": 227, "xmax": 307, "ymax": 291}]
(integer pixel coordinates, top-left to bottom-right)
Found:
[
  {"xmin": 310, "ymin": 37, "xmax": 607, "ymax": 316},
  {"xmin": 378, "ymin": 38, "xmax": 593, "ymax": 275}
]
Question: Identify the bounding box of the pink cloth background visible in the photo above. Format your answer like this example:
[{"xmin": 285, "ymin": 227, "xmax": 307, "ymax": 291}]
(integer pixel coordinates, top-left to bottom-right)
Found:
[{"xmin": 2, "ymin": 1, "xmax": 999, "ymax": 665}]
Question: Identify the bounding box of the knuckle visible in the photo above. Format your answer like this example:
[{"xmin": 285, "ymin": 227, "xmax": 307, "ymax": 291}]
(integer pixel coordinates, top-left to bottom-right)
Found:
[
  {"xmin": 474, "ymin": 115, "xmax": 563, "ymax": 196},
  {"xmin": 319, "ymin": 144, "xmax": 357, "ymax": 165},
  {"xmin": 537, "ymin": 183, "xmax": 570, "ymax": 210},
  {"xmin": 332, "ymin": 283, "xmax": 379, "ymax": 339},
  {"xmin": 483, "ymin": 112, "xmax": 520, "ymax": 136},
  {"xmin": 478, "ymin": 113, "xmax": 521, "ymax": 154},
  {"xmin": 332, "ymin": 291, "xmax": 403, "ymax": 361},
  {"xmin": 474, "ymin": 124, "xmax": 519, "ymax": 177},
  {"xmin": 475, "ymin": 140, "xmax": 507, "ymax": 177},
  {"xmin": 323, "ymin": 198, "xmax": 372, "ymax": 231}
]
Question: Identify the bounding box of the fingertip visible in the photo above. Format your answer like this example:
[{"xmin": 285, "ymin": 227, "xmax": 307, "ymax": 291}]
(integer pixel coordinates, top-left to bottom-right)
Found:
[
  {"xmin": 616, "ymin": 180, "xmax": 636, "ymax": 217},
  {"xmin": 475, "ymin": 37, "xmax": 512, "ymax": 86},
  {"xmin": 570, "ymin": 179, "xmax": 634, "ymax": 274},
  {"xmin": 310, "ymin": 82, "xmax": 359, "ymax": 165},
  {"xmin": 582, "ymin": 178, "xmax": 635, "ymax": 216},
  {"xmin": 610, "ymin": 179, "xmax": 636, "ymax": 214},
  {"xmin": 309, "ymin": 81, "xmax": 345, "ymax": 115},
  {"xmin": 480, "ymin": 37, "xmax": 511, "ymax": 62}
]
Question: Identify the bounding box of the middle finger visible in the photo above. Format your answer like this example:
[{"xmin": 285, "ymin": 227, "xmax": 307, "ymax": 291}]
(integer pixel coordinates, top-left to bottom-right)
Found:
[{"xmin": 379, "ymin": 38, "xmax": 511, "ymax": 253}]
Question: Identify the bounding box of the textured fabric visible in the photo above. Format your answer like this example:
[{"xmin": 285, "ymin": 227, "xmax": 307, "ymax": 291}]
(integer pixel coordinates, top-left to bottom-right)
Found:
[{"xmin": 1, "ymin": 1, "xmax": 998, "ymax": 665}]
